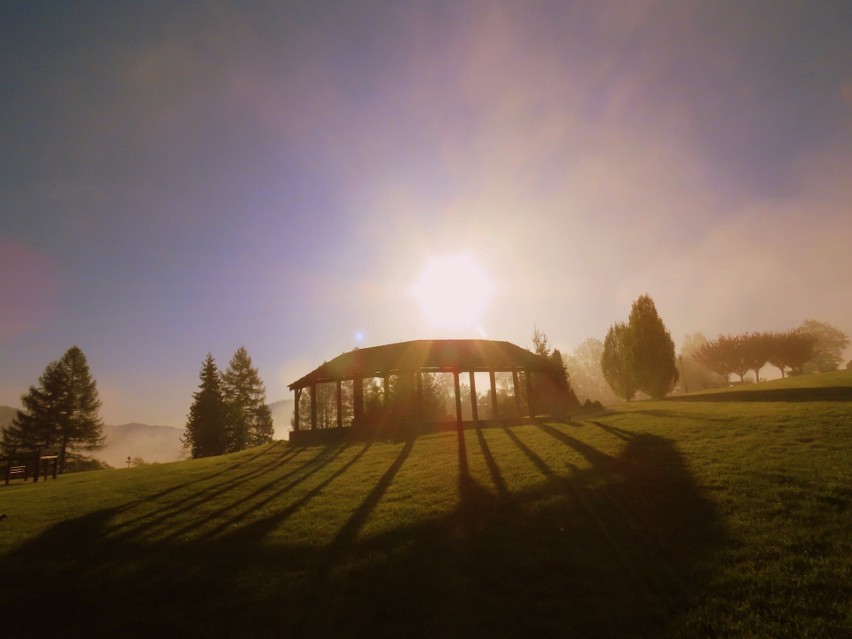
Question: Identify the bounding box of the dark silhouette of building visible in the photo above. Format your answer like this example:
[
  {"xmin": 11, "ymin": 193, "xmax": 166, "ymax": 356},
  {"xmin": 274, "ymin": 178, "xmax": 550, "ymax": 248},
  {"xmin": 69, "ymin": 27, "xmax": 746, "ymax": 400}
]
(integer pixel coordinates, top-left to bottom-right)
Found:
[{"xmin": 288, "ymin": 339, "xmax": 576, "ymax": 443}]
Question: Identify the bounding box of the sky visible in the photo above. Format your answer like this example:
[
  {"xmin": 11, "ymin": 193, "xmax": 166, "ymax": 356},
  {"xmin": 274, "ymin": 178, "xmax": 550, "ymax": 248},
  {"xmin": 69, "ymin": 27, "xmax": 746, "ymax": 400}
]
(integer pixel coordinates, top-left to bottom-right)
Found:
[{"xmin": 2, "ymin": 1, "xmax": 851, "ymax": 427}]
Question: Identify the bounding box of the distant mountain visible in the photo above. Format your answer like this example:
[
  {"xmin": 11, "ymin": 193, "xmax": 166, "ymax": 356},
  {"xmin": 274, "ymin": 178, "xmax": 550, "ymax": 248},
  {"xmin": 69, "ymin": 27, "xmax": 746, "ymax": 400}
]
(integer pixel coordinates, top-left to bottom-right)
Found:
[
  {"xmin": 0, "ymin": 405, "xmax": 18, "ymax": 428},
  {"xmin": 1, "ymin": 399, "xmax": 294, "ymax": 466}
]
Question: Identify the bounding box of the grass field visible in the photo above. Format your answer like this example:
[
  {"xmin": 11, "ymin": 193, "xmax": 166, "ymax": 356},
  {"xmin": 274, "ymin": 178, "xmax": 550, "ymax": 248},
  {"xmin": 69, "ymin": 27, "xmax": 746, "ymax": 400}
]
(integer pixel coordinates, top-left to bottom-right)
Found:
[{"xmin": 1, "ymin": 371, "xmax": 850, "ymax": 637}]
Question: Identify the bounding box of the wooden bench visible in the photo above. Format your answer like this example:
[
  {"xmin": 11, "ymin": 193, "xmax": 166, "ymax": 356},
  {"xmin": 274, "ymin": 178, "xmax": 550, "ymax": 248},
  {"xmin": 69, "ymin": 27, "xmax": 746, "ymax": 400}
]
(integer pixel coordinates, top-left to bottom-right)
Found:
[{"xmin": 2, "ymin": 449, "xmax": 60, "ymax": 485}]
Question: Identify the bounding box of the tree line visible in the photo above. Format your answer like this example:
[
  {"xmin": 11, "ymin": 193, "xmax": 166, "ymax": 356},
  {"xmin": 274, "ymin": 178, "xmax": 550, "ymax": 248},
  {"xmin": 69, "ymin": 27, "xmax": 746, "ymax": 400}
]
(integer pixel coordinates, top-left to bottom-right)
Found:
[
  {"xmin": 1, "ymin": 345, "xmax": 276, "ymax": 470},
  {"xmin": 693, "ymin": 320, "xmax": 849, "ymax": 383},
  {"xmin": 183, "ymin": 347, "xmax": 274, "ymax": 458},
  {"xmin": 563, "ymin": 313, "xmax": 849, "ymax": 403}
]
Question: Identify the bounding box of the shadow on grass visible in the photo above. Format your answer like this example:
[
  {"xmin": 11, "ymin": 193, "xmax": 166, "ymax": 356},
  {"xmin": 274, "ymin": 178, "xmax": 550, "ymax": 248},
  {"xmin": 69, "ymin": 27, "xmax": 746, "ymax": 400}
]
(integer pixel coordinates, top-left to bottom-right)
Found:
[
  {"xmin": 0, "ymin": 424, "xmax": 726, "ymax": 638},
  {"xmin": 669, "ymin": 386, "xmax": 852, "ymax": 403}
]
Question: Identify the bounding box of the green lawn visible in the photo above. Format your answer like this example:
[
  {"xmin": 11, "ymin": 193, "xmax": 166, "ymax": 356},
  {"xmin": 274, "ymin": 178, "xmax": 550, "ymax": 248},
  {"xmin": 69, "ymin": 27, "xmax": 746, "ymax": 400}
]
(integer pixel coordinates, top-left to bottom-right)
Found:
[{"xmin": 1, "ymin": 371, "xmax": 850, "ymax": 638}]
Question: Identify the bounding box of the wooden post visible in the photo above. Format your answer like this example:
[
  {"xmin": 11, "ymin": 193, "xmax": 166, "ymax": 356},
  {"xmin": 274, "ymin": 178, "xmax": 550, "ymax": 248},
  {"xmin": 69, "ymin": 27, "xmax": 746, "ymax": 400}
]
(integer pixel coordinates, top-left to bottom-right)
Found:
[
  {"xmin": 489, "ymin": 370, "xmax": 498, "ymax": 419},
  {"xmin": 353, "ymin": 377, "xmax": 364, "ymax": 424},
  {"xmin": 293, "ymin": 388, "xmax": 301, "ymax": 431},
  {"xmin": 336, "ymin": 380, "xmax": 343, "ymax": 428},
  {"xmin": 453, "ymin": 370, "xmax": 462, "ymax": 427},
  {"xmin": 469, "ymin": 371, "xmax": 479, "ymax": 424},
  {"xmin": 525, "ymin": 369, "xmax": 535, "ymax": 418},
  {"xmin": 310, "ymin": 384, "xmax": 317, "ymax": 430},
  {"xmin": 512, "ymin": 370, "xmax": 522, "ymax": 416}
]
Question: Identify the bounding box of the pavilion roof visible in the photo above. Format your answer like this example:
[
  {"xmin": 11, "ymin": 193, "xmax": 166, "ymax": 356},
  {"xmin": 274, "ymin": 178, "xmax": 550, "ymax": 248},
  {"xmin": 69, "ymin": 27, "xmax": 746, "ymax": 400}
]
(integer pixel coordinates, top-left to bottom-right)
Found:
[{"xmin": 288, "ymin": 339, "xmax": 551, "ymax": 390}]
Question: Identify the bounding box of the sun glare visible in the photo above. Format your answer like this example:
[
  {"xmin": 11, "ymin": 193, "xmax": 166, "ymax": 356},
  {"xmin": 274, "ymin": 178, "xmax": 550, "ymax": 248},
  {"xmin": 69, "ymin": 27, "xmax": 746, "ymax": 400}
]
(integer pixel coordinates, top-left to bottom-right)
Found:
[{"xmin": 410, "ymin": 253, "xmax": 496, "ymax": 331}]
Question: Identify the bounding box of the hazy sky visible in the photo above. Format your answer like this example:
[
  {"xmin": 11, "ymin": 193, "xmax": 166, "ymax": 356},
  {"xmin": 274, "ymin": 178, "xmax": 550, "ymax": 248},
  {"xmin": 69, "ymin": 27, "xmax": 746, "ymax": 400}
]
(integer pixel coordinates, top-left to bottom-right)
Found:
[{"xmin": 2, "ymin": 1, "xmax": 851, "ymax": 426}]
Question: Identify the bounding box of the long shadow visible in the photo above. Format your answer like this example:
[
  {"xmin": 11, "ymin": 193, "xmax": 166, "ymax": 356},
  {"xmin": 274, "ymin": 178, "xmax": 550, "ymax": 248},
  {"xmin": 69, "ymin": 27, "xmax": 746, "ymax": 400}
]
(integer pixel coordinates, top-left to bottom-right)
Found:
[
  {"xmin": 110, "ymin": 444, "xmax": 331, "ymax": 539},
  {"xmin": 224, "ymin": 442, "xmax": 374, "ymax": 545},
  {"xmin": 140, "ymin": 442, "xmax": 292, "ymax": 503},
  {"xmin": 474, "ymin": 424, "xmax": 508, "ymax": 497},
  {"xmin": 670, "ymin": 386, "xmax": 852, "ymax": 402},
  {"xmin": 73, "ymin": 443, "xmax": 298, "ymax": 525},
  {"xmin": 162, "ymin": 442, "xmax": 350, "ymax": 542},
  {"xmin": 501, "ymin": 425, "xmax": 554, "ymax": 479},
  {"xmin": 543, "ymin": 420, "xmax": 725, "ymax": 567},
  {"xmin": 292, "ymin": 439, "xmax": 415, "ymax": 635},
  {"xmin": 0, "ymin": 425, "xmax": 733, "ymax": 638}
]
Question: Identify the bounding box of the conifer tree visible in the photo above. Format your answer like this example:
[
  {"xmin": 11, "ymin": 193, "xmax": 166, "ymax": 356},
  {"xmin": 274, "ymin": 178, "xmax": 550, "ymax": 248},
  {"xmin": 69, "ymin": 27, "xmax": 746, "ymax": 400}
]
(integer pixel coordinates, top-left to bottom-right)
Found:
[
  {"xmin": 183, "ymin": 354, "xmax": 229, "ymax": 458},
  {"xmin": 628, "ymin": 295, "xmax": 678, "ymax": 398},
  {"xmin": 222, "ymin": 346, "xmax": 274, "ymax": 449},
  {"xmin": 601, "ymin": 322, "xmax": 637, "ymax": 401},
  {"xmin": 1, "ymin": 346, "xmax": 104, "ymax": 472}
]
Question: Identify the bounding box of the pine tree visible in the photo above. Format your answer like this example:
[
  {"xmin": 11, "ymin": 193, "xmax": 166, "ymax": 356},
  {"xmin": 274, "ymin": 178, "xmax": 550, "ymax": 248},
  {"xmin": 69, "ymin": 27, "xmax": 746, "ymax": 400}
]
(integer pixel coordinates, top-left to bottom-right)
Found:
[
  {"xmin": 222, "ymin": 347, "xmax": 274, "ymax": 450},
  {"xmin": 601, "ymin": 322, "xmax": 637, "ymax": 401},
  {"xmin": 1, "ymin": 346, "xmax": 104, "ymax": 472},
  {"xmin": 628, "ymin": 295, "xmax": 678, "ymax": 399},
  {"xmin": 183, "ymin": 354, "xmax": 229, "ymax": 458}
]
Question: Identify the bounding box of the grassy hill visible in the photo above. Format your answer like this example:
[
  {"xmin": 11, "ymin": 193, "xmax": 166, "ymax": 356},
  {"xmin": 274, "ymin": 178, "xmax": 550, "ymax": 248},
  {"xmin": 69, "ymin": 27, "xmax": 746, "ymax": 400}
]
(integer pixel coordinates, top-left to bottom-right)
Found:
[{"xmin": 1, "ymin": 372, "xmax": 850, "ymax": 637}]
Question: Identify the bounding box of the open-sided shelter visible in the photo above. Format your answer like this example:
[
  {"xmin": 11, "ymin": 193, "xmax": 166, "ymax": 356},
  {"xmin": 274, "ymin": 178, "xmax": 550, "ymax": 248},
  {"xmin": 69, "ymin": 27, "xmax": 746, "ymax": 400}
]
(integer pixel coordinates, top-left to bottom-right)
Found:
[{"xmin": 288, "ymin": 339, "xmax": 568, "ymax": 442}]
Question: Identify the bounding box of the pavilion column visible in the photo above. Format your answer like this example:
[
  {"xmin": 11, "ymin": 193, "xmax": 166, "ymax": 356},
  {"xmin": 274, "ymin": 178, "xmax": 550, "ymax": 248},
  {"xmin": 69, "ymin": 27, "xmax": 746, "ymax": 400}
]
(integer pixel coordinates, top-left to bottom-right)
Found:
[
  {"xmin": 453, "ymin": 370, "xmax": 462, "ymax": 428},
  {"xmin": 489, "ymin": 370, "xmax": 498, "ymax": 420},
  {"xmin": 336, "ymin": 380, "xmax": 343, "ymax": 428},
  {"xmin": 383, "ymin": 375, "xmax": 390, "ymax": 406},
  {"xmin": 310, "ymin": 384, "xmax": 317, "ymax": 430},
  {"xmin": 293, "ymin": 388, "xmax": 301, "ymax": 431},
  {"xmin": 512, "ymin": 371, "xmax": 522, "ymax": 416},
  {"xmin": 469, "ymin": 371, "xmax": 479, "ymax": 424},
  {"xmin": 525, "ymin": 369, "xmax": 535, "ymax": 419},
  {"xmin": 353, "ymin": 377, "xmax": 364, "ymax": 425}
]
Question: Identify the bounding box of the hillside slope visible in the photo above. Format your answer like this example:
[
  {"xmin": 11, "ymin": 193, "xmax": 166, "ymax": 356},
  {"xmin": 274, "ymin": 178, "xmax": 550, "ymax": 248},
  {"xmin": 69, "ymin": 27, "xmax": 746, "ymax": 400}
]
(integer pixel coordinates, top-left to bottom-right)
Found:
[{"xmin": 1, "ymin": 373, "xmax": 850, "ymax": 638}]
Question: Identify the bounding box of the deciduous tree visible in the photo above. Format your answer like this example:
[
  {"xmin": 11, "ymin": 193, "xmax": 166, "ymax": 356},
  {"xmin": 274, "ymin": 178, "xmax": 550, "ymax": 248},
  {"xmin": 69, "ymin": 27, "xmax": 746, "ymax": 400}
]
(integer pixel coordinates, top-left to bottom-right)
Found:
[
  {"xmin": 766, "ymin": 331, "xmax": 817, "ymax": 377},
  {"xmin": 798, "ymin": 320, "xmax": 850, "ymax": 373},
  {"xmin": 565, "ymin": 338, "xmax": 621, "ymax": 405},
  {"xmin": 679, "ymin": 333, "xmax": 727, "ymax": 392}
]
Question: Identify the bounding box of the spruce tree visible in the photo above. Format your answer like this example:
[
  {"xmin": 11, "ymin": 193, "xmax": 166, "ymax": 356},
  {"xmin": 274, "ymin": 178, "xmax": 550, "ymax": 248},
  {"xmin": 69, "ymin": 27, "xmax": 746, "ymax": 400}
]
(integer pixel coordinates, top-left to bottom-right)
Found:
[
  {"xmin": 183, "ymin": 354, "xmax": 229, "ymax": 458},
  {"xmin": 628, "ymin": 295, "xmax": 678, "ymax": 399},
  {"xmin": 601, "ymin": 322, "xmax": 637, "ymax": 401},
  {"xmin": 1, "ymin": 346, "xmax": 104, "ymax": 472},
  {"xmin": 222, "ymin": 347, "xmax": 274, "ymax": 450}
]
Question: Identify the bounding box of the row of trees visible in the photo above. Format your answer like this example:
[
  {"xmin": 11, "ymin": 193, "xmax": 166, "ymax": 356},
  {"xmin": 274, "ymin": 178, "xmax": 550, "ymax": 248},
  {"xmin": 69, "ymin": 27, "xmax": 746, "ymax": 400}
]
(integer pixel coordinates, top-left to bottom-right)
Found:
[
  {"xmin": 564, "ymin": 317, "xmax": 849, "ymax": 403},
  {"xmin": 600, "ymin": 295, "xmax": 679, "ymax": 400},
  {"xmin": 1, "ymin": 346, "xmax": 104, "ymax": 472},
  {"xmin": 693, "ymin": 320, "xmax": 850, "ymax": 383},
  {"xmin": 183, "ymin": 347, "xmax": 274, "ymax": 458},
  {"xmin": 695, "ymin": 331, "xmax": 814, "ymax": 383}
]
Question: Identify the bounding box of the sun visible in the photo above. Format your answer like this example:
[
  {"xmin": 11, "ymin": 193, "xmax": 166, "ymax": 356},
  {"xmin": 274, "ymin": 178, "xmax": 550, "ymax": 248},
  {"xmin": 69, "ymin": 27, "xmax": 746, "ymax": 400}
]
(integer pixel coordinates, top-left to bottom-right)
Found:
[{"xmin": 410, "ymin": 253, "xmax": 496, "ymax": 331}]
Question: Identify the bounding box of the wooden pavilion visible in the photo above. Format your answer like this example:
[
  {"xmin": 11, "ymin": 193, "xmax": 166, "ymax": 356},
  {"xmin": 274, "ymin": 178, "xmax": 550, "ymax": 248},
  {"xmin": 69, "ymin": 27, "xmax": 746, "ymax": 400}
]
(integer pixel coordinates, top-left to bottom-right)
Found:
[{"xmin": 288, "ymin": 339, "xmax": 572, "ymax": 443}]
